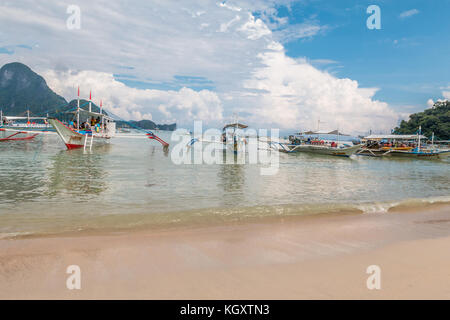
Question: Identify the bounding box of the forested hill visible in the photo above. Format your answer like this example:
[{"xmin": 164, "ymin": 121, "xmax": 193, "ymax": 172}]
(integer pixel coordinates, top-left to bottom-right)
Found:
[
  {"xmin": 0, "ymin": 62, "xmax": 67, "ymax": 116},
  {"xmin": 394, "ymin": 100, "xmax": 450, "ymax": 140},
  {"xmin": 116, "ymin": 119, "xmax": 176, "ymax": 131},
  {"xmin": 0, "ymin": 62, "xmax": 176, "ymax": 130}
]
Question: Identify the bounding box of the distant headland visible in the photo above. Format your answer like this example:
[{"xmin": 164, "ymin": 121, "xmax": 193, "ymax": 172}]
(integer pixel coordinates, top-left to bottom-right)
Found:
[{"xmin": 0, "ymin": 62, "xmax": 176, "ymax": 131}]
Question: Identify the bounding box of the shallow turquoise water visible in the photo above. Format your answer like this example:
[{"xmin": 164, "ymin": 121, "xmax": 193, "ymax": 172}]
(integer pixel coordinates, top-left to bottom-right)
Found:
[{"xmin": 0, "ymin": 130, "xmax": 449, "ymax": 237}]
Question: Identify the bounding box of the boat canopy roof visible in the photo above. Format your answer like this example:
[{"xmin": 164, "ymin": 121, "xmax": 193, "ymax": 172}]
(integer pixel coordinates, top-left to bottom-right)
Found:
[
  {"xmin": 2, "ymin": 116, "xmax": 47, "ymax": 120},
  {"xmin": 223, "ymin": 123, "xmax": 248, "ymax": 131},
  {"xmin": 298, "ymin": 130, "xmax": 350, "ymax": 136},
  {"xmin": 364, "ymin": 134, "xmax": 427, "ymax": 140},
  {"xmin": 68, "ymin": 108, "xmax": 114, "ymax": 121}
]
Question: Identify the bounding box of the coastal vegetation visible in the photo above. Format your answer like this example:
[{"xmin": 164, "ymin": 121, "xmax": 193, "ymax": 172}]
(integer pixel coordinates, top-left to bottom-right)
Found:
[{"xmin": 394, "ymin": 100, "xmax": 450, "ymax": 140}]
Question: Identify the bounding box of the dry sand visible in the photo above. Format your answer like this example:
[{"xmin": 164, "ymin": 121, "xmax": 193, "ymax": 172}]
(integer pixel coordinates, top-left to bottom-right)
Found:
[{"xmin": 1, "ymin": 204, "xmax": 449, "ymax": 299}]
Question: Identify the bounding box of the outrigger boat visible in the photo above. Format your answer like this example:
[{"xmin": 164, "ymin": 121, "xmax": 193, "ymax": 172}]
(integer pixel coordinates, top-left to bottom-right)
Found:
[
  {"xmin": 49, "ymin": 114, "xmax": 115, "ymax": 150},
  {"xmin": 357, "ymin": 129, "xmax": 450, "ymax": 159},
  {"xmin": 1, "ymin": 110, "xmax": 47, "ymax": 142},
  {"xmin": 273, "ymin": 130, "xmax": 361, "ymax": 157},
  {"xmin": 187, "ymin": 116, "xmax": 249, "ymax": 154},
  {"xmin": 0, "ymin": 128, "xmax": 39, "ymax": 142},
  {"xmin": 221, "ymin": 122, "xmax": 248, "ymax": 154},
  {"xmin": 49, "ymin": 89, "xmax": 169, "ymax": 150},
  {"xmin": 1, "ymin": 110, "xmax": 53, "ymax": 131},
  {"xmin": 48, "ymin": 90, "xmax": 114, "ymax": 150}
]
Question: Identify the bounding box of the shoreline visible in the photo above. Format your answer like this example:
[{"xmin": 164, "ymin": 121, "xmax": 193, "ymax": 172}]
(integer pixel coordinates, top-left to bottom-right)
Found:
[
  {"xmin": 1, "ymin": 203, "xmax": 449, "ymax": 299},
  {"xmin": 2, "ymin": 197, "xmax": 450, "ymax": 240}
]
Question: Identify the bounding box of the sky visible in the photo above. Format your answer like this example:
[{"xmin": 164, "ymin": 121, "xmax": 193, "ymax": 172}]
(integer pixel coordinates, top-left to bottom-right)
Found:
[{"xmin": 0, "ymin": 0, "xmax": 448, "ymax": 134}]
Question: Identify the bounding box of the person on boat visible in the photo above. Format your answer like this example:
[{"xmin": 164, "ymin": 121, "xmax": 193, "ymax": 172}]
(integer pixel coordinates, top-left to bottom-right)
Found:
[{"xmin": 69, "ymin": 120, "xmax": 74, "ymax": 128}]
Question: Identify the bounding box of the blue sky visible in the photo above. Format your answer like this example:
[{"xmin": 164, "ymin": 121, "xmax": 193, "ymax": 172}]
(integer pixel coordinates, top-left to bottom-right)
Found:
[
  {"xmin": 0, "ymin": 0, "xmax": 448, "ymax": 133},
  {"xmin": 112, "ymin": 0, "xmax": 449, "ymax": 114},
  {"xmin": 278, "ymin": 0, "xmax": 450, "ymax": 112}
]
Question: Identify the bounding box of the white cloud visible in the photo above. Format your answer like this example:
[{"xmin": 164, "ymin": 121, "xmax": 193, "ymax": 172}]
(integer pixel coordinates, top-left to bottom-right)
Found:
[
  {"xmin": 219, "ymin": 1, "xmax": 242, "ymax": 12},
  {"xmin": 219, "ymin": 15, "xmax": 241, "ymax": 32},
  {"xmin": 238, "ymin": 13, "xmax": 271, "ymax": 40},
  {"xmin": 43, "ymin": 69, "xmax": 223, "ymax": 125},
  {"xmin": 399, "ymin": 9, "xmax": 419, "ymax": 19},
  {"xmin": 442, "ymin": 86, "xmax": 450, "ymax": 100},
  {"xmin": 274, "ymin": 22, "xmax": 325, "ymax": 43},
  {"xmin": 0, "ymin": 0, "xmax": 402, "ymax": 133},
  {"xmin": 241, "ymin": 48, "xmax": 399, "ymax": 133},
  {"xmin": 309, "ymin": 59, "xmax": 338, "ymax": 65}
]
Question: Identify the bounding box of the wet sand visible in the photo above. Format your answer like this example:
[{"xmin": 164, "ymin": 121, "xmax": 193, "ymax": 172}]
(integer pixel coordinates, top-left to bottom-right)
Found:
[{"xmin": 0, "ymin": 204, "xmax": 449, "ymax": 299}]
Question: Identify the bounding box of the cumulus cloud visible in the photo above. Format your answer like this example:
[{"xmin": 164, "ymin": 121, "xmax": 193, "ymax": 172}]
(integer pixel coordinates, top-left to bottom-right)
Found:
[
  {"xmin": 241, "ymin": 46, "xmax": 399, "ymax": 133},
  {"xmin": 399, "ymin": 9, "xmax": 419, "ymax": 19},
  {"xmin": 0, "ymin": 0, "xmax": 402, "ymax": 133},
  {"xmin": 238, "ymin": 13, "xmax": 272, "ymax": 40},
  {"xmin": 43, "ymin": 69, "xmax": 223, "ymax": 125}
]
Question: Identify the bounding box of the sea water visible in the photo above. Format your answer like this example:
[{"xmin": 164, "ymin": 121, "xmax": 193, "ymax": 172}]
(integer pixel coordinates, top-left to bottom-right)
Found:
[{"xmin": 0, "ymin": 130, "xmax": 449, "ymax": 237}]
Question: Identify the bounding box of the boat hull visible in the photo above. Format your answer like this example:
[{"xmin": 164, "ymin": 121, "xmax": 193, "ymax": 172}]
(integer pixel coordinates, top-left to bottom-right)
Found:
[
  {"xmin": 357, "ymin": 147, "xmax": 450, "ymax": 159},
  {"xmin": 283, "ymin": 144, "xmax": 361, "ymax": 157},
  {"xmin": 388, "ymin": 150, "xmax": 450, "ymax": 159},
  {"xmin": 49, "ymin": 119, "xmax": 112, "ymax": 150}
]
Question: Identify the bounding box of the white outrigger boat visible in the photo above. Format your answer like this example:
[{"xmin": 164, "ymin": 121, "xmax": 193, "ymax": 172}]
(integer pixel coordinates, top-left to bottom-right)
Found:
[
  {"xmin": 48, "ymin": 89, "xmax": 170, "ymax": 150},
  {"xmin": 48, "ymin": 91, "xmax": 115, "ymax": 150},
  {"xmin": 357, "ymin": 128, "xmax": 450, "ymax": 159},
  {"xmin": 1, "ymin": 110, "xmax": 52, "ymax": 142},
  {"xmin": 1, "ymin": 110, "xmax": 54, "ymax": 131},
  {"xmin": 49, "ymin": 114, "xmax": 115, "ymax": 150},
  {"xmin": 274, "ymin": 130, "xmax": 361, "ymax": 157},
  {"xmin": 187, "ymin": 117, "xmax": 249, "ymax": 154},
  {"xmin": 221, "ymin": 122, "xmax": 248, "ymax": 154},
  {"xmin": 1, "ymin": 89, "xmax": 169, "ymax": 150}
]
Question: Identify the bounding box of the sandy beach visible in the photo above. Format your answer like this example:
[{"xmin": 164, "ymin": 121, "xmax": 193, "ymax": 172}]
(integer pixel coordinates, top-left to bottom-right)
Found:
[{"xmin": 1, "ymin": 203, "xmax": 449, "ymax": 300}]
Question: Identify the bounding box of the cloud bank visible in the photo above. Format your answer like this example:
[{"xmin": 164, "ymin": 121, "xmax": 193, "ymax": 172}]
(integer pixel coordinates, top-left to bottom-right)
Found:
[{"xmin": 0, "ymin": 0, "xmax": 401, "ymax": 133}]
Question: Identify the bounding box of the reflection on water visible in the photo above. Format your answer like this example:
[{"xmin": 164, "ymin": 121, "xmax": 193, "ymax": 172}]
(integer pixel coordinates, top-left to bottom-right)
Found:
[
  {"xmin": 46, "ymin": 146, "xmax": 110, "ymax": 198},
  {"xmin": 0, "ymin": 130, "xmax": 449, "ymax": 236},
  {"xmin": 217, "ymin": 163, "xmax": 246, "ymax": 206},
  {"xmin": 0, "ymin": 136, "xmax": 48, "ymax": 204}
]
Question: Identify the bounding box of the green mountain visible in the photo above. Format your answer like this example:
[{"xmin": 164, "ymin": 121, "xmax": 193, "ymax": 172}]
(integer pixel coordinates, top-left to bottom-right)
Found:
[
  {"xmin": 394, "ymin": 100, "xmax": 450, "ymax": 140},
  {"xmin": 0, "ymin": 62, "xmax": 67, "ymax": 116},
  {"xmin": 116, "ymin": 119, "xmax": 176, "ymax": 131},
  {"xmin": 0, "ymin": 62, "xmax": 176, "ymax": 131}
]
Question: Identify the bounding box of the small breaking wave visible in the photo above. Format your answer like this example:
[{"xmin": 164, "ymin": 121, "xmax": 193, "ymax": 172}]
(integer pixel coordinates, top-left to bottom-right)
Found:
[{"xmin": 1, "ymin": 196, "xmax": 449, "ymax": 239}]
